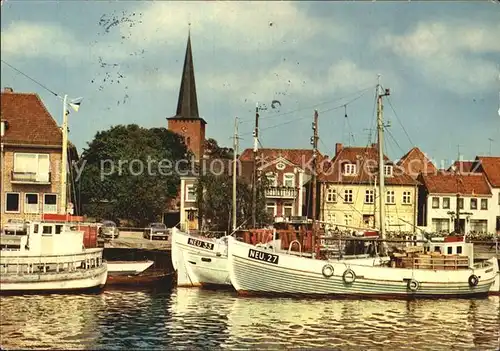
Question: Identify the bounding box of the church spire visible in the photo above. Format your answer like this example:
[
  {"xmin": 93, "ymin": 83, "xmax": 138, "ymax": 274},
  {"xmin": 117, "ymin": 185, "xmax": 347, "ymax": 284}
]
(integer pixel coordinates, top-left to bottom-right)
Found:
[{"xmin": 175, "ymin": 29, "xmax": 199, "ymax": 119}]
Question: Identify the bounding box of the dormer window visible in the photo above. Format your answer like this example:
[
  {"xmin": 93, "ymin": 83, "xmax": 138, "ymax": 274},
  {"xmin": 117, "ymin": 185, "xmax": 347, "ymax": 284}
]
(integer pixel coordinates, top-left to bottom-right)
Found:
[
  {"xmin": 384, "ymin": 165, "xmax": 393, "ymax": 177},
  {"xmin": 343, "ymin": 163, "xmax": 357, "ymax": 175}
]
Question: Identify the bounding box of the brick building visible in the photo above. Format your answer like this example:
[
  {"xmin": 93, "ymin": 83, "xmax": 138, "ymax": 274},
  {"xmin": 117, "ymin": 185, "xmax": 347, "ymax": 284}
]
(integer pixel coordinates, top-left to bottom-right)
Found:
[
  {"xmin": 0, "ymin": 88, "xmax": 76, "ymax": 228},
  {"xmin": 167, "ymin": 32, "xmax": 206, "ymax": 161}
]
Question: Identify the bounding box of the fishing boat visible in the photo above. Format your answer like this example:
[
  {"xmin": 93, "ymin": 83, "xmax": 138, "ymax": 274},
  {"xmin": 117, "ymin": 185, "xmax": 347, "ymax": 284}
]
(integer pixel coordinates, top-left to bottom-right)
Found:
[
  {"xmin": 0, "ymin": 221, "xmax": 108, "ymax": 293},
  {"xmin": 227, "ymin": 83, "xmax": 499, "ymax": 298}
]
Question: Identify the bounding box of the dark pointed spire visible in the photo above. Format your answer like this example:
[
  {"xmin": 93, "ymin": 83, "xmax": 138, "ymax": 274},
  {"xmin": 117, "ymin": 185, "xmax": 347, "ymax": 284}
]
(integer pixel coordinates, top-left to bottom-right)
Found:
[{"xmin": 175, "ymin": 29, "xmax": 199, "ymax": 119}]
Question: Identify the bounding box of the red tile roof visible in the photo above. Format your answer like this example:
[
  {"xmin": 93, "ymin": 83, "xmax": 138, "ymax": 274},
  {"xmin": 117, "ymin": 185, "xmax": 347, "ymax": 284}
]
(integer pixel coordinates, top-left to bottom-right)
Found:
[
  {"xmin": 476, "ymin": 156, "xmax": 500, "ymax": 187},
  {"xmin": 397, "ymin": 147, "xmax": 437, "ymax": 178},
  {"xmin": 239, "ymin": 148, "xmax": 325, "ymax": 172},
  {"xmin": 320, "ymin": 146, "xmax": 417, "ymax": 185},
  {"xmin": 1, "ymin": 91, "xmax": 62, "ymax": 146},
  {"xmin": 448, "ymin": 160, "xmax": 476, "ymax": 173},
  {"xmin": 420, "ymin": 172, "xmax": 492, "ymax": 195}
]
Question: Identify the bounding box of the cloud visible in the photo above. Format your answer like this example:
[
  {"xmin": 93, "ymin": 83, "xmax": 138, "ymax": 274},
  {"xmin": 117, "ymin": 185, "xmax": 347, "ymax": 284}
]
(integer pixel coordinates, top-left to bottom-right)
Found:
[
  {"xmin": 124, "ymin": 2, "xmax": 347, "ymax": 52},
  {"xmin": 328, "ymin": 61, "xmax": 392, "ymax": 93},
  {"xmin": 1, "ymin": 21, "xmax": 132, "ymax": 64},
  {"xmin": 376, "ymin": 20, "xmax": 500, "ymax": 94}
]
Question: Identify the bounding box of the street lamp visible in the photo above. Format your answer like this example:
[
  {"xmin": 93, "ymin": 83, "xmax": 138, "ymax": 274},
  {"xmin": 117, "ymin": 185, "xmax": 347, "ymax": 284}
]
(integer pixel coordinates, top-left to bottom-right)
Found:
[{"xmin": 60, "ymin": 95, "xmax": 82, "ymax": 215}]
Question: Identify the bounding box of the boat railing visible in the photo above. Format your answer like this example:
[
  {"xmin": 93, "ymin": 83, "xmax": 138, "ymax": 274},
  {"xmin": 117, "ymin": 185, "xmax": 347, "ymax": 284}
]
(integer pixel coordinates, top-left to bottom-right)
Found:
[
  {"xmin": 394, "ymin": 254, "xmax": 470, "ymax": 270},
  {"xmin": 288, "ymin": 240, "xmax": 302, "ymax": 257},
  {"xmin": 0, "ymin": 249, "xmax": 104, "ymax": 275}
]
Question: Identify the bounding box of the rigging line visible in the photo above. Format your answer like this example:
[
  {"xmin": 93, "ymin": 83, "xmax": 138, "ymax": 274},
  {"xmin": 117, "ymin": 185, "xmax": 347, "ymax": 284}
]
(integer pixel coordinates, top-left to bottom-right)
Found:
[
  {"xmin": 239, "ymin": 85, "xmax": 375, "ymax": 124},
  {"xmin": 385, "ymin": 94, "xmax": 415, "ymax": 147},
  {"xmin": 385, "ymin": 127, "xmax": 406, "ymax": 156},
  {"xmin": 1, "ymin": 59, "xmax": 59, "ymax": 97},
  {"xmin": 319, "ymin": 137, "xmax": 333, "ymax": 157},
  {"xmin": 344, "ymin": 104, "xmax": 356, "ymax": 146},
  {"xmin": 240, "ymin": 88, "xmax": 373, "ymax": 137}
]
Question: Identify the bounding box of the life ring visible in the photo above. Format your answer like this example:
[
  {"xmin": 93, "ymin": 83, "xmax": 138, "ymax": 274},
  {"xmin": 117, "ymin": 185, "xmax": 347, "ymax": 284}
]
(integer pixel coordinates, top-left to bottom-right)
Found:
[
  {"xmin": 468, "ymin": 274, "xmax": 479, "ymax": 287},
  {"xmin": 322, "ymin": 264, "xmax": 334, "ymax": 278},
  {"xmin": 407, "ymin": 279, "xmax": 420, "ymax": 292},
  {"xmin": 342, "ymin": 269, "xmax": 356, "ymax": 284}
]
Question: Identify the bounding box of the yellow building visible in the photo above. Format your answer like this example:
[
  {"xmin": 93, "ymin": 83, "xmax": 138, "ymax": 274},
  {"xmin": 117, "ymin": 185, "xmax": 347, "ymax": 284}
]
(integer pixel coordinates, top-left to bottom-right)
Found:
[{"xmin": 319, "ymin": 144, "xmax": 419, "ymax": 233}]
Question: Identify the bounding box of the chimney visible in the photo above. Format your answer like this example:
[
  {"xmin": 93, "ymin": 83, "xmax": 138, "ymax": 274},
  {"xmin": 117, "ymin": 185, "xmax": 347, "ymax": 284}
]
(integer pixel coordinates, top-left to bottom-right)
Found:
[
  {"xmin": 371, "ymin": 143, "xmax": 377, "ymax": 149},
  {"xmin": 3, "ymin": 87, "xmax": 13, "ymax": 93},
  {"xmin": 335, "ymin": 143, "xmax": 343, "ymax": 156}
]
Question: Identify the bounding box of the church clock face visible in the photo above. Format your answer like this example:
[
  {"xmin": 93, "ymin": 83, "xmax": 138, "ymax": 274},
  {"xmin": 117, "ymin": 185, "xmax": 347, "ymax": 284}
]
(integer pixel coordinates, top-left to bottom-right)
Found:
[{"xmin": 181, "ymin": 126, "xmax": 187, "ymax": 133}]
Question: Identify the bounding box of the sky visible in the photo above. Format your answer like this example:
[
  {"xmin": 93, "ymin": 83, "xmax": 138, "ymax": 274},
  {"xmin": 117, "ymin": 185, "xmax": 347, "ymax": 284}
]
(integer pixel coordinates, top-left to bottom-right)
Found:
[{"xmin": 1, "ymin": 1, "xmax": 499, "ymax": 166}]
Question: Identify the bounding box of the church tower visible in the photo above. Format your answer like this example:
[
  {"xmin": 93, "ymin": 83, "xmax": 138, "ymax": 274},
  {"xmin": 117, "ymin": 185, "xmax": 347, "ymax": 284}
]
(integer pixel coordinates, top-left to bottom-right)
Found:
[{"xmin": 167, "ymin": 30, "xmax": 207, "ymax": 161}]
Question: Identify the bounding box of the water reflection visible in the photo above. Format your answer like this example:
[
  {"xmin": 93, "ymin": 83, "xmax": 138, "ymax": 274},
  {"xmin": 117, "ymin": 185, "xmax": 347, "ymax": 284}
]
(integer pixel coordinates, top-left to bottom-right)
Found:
[{"xmin": 0, "ymin": 290, "xmax": 498, "ymax": 350}]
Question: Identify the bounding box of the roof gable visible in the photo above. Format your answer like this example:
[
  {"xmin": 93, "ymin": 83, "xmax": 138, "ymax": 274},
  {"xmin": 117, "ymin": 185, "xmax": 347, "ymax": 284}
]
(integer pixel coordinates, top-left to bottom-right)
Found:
[
  {"xmin": 1, "ymin": 91, "xmax": 62, "ymax": 146},
  {"xmin": 320, "ymin": 146, "xmax": 417, "ymax": 185},
  {"xmin": 397, "ymin": 147, "xmax": 437, "ymax": 178},
  {"xmin": 476, "ymin": 156, "xmax": 500, "ymax": 187},
  {"xmin": 239, "ymin": 148, "xmax": 324, "ymax": 172}
]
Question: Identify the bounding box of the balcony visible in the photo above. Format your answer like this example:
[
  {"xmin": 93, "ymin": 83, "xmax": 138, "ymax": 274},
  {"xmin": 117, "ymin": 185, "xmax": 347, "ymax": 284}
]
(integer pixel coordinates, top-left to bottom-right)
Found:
[
  {"xmin": 11, "ymin": 171, "xmax": 51, "ymax": 185},
  {"xmin": 265, "ymin": 186, "xmax": 297, "ymax": 199}
]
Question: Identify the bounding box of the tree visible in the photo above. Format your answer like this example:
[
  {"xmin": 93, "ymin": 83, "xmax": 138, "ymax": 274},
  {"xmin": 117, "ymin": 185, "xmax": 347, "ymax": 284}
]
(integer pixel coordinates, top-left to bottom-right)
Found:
[
  {"xmin": 195, "ymin": 172, "xmax": 272, "ymax": 232},
  {"xmin": 77, "ymin": 124, "xmax": 190, "ymax": 226},
  {"xmin": 204, "ymin": 138, "xmax": 233, "ymax": 159}
]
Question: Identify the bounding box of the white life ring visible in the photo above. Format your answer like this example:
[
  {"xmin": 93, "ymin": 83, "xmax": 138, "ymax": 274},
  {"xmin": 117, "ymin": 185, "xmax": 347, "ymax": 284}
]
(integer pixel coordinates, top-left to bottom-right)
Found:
[
  {"xmin": 342, "ymin": 268, "xmax": 356, "ymax": 284},
  {"xmin": 322, "ymin": 264, "xmax": 334, "ymax": 278},
  {"xmin": 407, "ymin": 279, "xmax": 420, "ymax": 292}
]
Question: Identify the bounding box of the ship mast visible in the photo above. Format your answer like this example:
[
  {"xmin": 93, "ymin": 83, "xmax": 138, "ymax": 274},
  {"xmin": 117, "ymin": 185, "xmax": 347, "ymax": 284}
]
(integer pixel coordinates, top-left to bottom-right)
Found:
[{"xmin": 376, "ymin": 77, "xmax": 390, "ymax": 255}]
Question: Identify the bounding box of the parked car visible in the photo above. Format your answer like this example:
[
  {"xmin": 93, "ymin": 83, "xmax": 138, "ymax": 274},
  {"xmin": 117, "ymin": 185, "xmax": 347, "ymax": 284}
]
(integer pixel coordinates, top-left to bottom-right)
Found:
[
  {"xmin": 143, "ymin": 223, "xmax": 169, "ymax": 240},
  {"xmin": 98, "ymin": 220, "xmax": 120, "ymax": 239},
  {"xmin": 3, "ymin": 219, "xmax": 30, "ymax": 235}
]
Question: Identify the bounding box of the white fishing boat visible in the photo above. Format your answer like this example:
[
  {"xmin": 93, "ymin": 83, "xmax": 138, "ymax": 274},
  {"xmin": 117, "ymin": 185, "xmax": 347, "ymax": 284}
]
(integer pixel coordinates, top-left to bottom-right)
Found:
[
  {"xmin": 227, "ymin": 236, "xmax": 497, "ymax": 297},
  {"xmin": 0, "ymin": 221, "xmax": 108, "ymax": 293},
  {"xmin": 107, "ymin": 260, "xmax": 154, "ymax": 275},
  {"xmin": 227, "ymin": 82, "xmax": 499, "ymax": 298}
]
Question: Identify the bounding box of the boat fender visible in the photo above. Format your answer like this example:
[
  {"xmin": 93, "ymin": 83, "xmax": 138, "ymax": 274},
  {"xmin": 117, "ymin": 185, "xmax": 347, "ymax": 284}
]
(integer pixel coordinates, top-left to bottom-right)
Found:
[
  {"xmin": 468, "ymin": 274, "xmax": 479, "ymax": 287},
  {"xmin": 322, "ymin": 264, "xmax": 334, "ymax": 278},
  {"xmin": 407, "ymin": 279, "xmax": 420, "ymax": 291},
  {"xmin": 342, "ymin": 269, "xmax": 356, "ymax": 284}
]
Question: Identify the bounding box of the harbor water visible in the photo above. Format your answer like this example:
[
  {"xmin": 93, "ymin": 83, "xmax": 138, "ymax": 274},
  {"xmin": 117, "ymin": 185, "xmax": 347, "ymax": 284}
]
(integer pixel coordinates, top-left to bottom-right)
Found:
[{"xmin": 1, "ymin": 288, "xmax": 499, "ymax": 350}]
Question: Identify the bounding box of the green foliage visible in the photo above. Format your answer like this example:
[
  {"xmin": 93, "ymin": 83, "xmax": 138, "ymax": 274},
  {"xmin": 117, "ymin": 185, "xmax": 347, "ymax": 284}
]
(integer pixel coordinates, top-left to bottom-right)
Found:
[
  {"xmin": 195, "ymin": 172, "xmax": 272, "ymax": 232},
  {"xmin": 204, "ymin": 138, "xmax": 233, "ymax": 159},
  {"xmin": 77, "ymin": 124, "xmax": 190, "ymax": 226}
]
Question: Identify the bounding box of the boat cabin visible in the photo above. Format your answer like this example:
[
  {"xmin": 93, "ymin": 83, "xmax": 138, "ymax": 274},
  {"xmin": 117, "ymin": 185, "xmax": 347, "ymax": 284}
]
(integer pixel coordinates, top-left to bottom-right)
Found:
[{"xmin": 0, "ymin": 221, "xmax": 84, "ymax": 255}]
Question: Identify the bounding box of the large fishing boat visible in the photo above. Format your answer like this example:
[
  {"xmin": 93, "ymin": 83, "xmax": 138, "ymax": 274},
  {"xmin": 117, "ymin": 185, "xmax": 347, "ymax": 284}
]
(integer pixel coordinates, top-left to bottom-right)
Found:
[
  {"xmin": 227, "ymin": 82, "xmax": 499, "ymax": 298},
  {"xmin": 0, "ymin": 221, "xmax": 108, "ymax": 293}
]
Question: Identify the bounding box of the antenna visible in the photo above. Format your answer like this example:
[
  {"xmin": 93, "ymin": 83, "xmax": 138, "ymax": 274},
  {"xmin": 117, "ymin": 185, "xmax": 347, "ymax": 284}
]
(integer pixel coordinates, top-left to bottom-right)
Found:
[{"xmin": 488, "ymin": 138, "xmax": 494, "ymax": 156}]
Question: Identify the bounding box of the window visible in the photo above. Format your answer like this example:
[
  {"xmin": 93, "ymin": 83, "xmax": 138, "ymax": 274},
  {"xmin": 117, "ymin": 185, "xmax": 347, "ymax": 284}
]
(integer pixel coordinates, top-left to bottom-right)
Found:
[
  {"xmin": 432, "ymin": 218, "xmax": 450, "ymax": 233},
  {"xmin": 470, "ymin": 219, "xmax": 488, "ymax": 233},
  {"xmin": 186, "ymin": 185, "xmax": 196, "ymax": 202},
  {"xmin": 344, "ymin": 189, "xmax": 353, "ymax": 203},
  {"xmin": 458, "ymin": 198, "xmax": 464, "ymax": 210},
  {"xmin": 344, "ymin": 214, "xmax": 353, "ymax": 226},
  {"xmin": 384, "ymin": 165, "xmax": 393, "ymax": 177},
  {"xmin": 498, "ymin": 193, "xmax": 500, "ymax": 205},
  {"xmin": 283, "ymin": 173, "xmax": 295, "ymax": 187},
  {"xmin": 33, "ymin": 224, "xmax": 39, "ymax": 234},
  {"xmin": 432, "ymin": 197, "xmax": 439, "ymax": 209},
  {"xmin": 326, "ymin": 187, "xmax": 337, "ymax": 203},
  {"xmin": 43, "ymin": 194, "xmax": 58, "ymax": 214},
  {"xmin": 24, "ymin": 193, "xmax": 39, "ymax": 214},
  {"xmin": 443, "ymin": 197, "xmax": 450, "ymax": 209},
  {"xmin": 13, "ymin": 153, "xmax": 50, "ymax": 182},
  {"xmin": 365, "ymin": 190, "xmax": 375, "ymax": 204},
  {"xmin": 386, "ymin": 190, "xmax": 395, "ymax": 204},
  {"xmin": 55, "ymin": 225, "xmax": 63, "ymax": 234},
  {"xmin": 186, "ymin": 137, "xmax": 191, "ymax": 146},
  {"xmin": 447, "ymin": 247, "xmax": 452, "ymax": 254},
  {"xmin": 42, "ymin": 225, "xmax": 53, "ymax": 234},
  {"xmin": 470, "ymin": 198, "xmax": 477, "ymax": 210},
  {"xmin": 480, "ymin": 198, "xmax": 488, "ymax": 210},
  {"xmin": 187, "ymin": 211, "xmax": 196, "ymax": 221},
  {"xmin": 402, "ymin": 191, "xmax": 411, "ymax": 204},
  {"xmin": 266, "ymin": 173, "xmax": 277, "ymax": 186},
  {"xmin": 283, "ymin": 202, "xmax": 294, "ymax": 217},
  {"xmin": 6, "ymin": 193, "xmax": 20, "ymax": 213},
  {"xmin": 457, "ymin": 246, "xmax": 462, "ymax": 254},
  {"xmin": 327, "ymin": 213, "xmax": 336, "ymax": 224},
  {"xmin": 266, "ymin": 201, "xmax": 277, "ymax": 216},
  {"xmin": 343, "ymin": 163, "xmax": 357, "ymax": 175}
]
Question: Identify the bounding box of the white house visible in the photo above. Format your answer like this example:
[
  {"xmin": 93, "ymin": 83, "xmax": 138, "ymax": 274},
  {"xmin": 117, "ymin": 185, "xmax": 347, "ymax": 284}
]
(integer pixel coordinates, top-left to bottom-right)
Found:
[{"xmin": 418, "ymin": 171, "xmax": 495, "ymax": 234}]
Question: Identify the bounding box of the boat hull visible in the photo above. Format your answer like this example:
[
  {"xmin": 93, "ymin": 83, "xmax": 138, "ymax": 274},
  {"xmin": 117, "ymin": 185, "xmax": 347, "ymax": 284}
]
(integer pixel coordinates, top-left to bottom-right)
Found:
[
  {"xmin": 107, "ymin": 260, "xmax": 154, "ymax": 276},
  {"xmin": 0, "ymin": 263, "xmax": 108, "ymax": 293},
  {"xmin": 171, "ymin": 228, "xmax": 230, "ymax": 287},
  {"xmin": 228, "ymin": 238, "xmax": 497, "ymax": 298}
]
